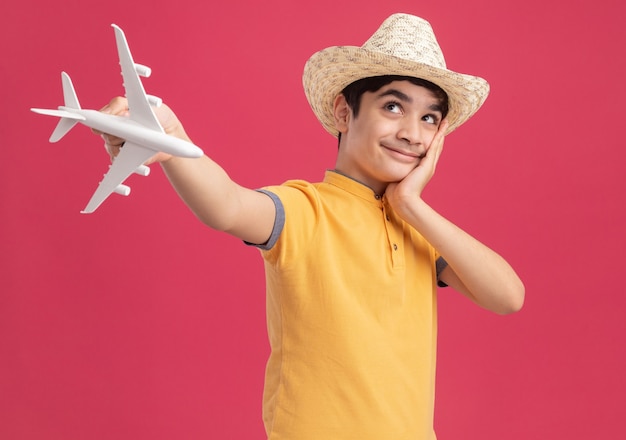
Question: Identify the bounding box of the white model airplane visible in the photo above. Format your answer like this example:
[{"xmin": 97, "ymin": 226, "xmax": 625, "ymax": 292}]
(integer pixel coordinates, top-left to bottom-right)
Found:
[{"xmin": 31, "ymin": 24, "xmax": 204, "ymax": 213}]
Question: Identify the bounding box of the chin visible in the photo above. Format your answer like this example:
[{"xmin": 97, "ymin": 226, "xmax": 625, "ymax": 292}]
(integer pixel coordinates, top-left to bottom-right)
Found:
[{"xmin": 384, "ymin": 168, "xmax": 414, "ymax": 183}]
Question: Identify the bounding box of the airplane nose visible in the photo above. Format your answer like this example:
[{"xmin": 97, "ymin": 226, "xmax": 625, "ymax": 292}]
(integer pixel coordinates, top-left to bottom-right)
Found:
[{"xmin": 173, "ymin": 138, "xmax": 204, "ymax": 158}]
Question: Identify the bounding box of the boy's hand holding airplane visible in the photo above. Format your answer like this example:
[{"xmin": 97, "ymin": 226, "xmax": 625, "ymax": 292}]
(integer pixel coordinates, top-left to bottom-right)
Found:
[{"xmin": 92, "ymin": 97, "xmax": 189, "ymax": 166}]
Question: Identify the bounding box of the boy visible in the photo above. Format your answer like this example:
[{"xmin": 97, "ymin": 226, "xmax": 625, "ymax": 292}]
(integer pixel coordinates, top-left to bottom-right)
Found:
[{"xmin": 97, "ymin": 13, "xmax": 524, "ymax": 440}]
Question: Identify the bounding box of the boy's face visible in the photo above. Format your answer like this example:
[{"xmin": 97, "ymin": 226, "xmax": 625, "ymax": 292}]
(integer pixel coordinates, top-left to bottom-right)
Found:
[{"xmin": 334, "ymin": 80, "xmax": 444, "ymax": 195}]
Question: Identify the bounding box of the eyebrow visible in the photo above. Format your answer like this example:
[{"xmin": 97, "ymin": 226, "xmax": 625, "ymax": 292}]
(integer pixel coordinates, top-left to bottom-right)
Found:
[
  {"xmin": 377, "ymin": 88, "xmax": 444, "ymax": 114},
  {"xmin": 378, "ymin": 89, "xmax": 412, "ymax": 103}
]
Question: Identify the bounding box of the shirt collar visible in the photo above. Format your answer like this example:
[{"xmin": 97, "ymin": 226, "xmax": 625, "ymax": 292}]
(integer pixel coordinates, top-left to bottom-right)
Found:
[{"xmin": 323, "ymin": 170, "xmax": 383, "ymax": 205}]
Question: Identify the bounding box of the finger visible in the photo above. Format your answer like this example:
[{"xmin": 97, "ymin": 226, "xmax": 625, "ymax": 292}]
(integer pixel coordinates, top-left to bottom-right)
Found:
[
  {"xmin": 427, "ymin": 119, "xmax": 448, "ymax": 162},
  {"xmin": 100, "ymin": 132, "xmax": 127, "ymax": 160},
  {"xmin": 101, "ymin": 96, "xmax": 129, "ymax": 115},
  {"xmin": 431, "ymin": 119, "xmax": 448, "ymax": 148},
  {"xmin": 91, "ymin": 97, "xmax": 130, "ymax": 136},
  {"xmin": 104, "ymin": 143, "xmax": 119, "ymax": 159},
  {"xmin": 101, "ymin": 132, "xmax": 125, "ymax": 146},
  {"xmin": 439, "ymin": 118, "xmax": 450, "ymax": 134},
  {"xmin": 92, "ymin": 130, "xmax": 127, "ymax": 142}
]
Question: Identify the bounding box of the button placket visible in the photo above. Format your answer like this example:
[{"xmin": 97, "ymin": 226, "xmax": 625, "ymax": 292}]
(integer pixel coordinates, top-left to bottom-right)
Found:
[{"xmin": 381, "ymin": 202, "xmax": 404, "ymax": 268}]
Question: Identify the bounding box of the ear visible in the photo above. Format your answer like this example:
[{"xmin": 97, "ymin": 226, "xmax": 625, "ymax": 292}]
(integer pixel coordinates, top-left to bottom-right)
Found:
[{"xmin": 332, "ymin": 94, "xmax": 351, "ymax": 133}]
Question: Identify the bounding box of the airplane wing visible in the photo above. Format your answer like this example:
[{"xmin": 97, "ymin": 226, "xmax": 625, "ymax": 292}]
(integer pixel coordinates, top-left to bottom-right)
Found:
[
  {"xmin": 111, "ymin": 24, "xmax": 163, "ymax": 132},
  {"xmin": 81, "ymin": 141, "xmax": 155, "ymax": 213}
]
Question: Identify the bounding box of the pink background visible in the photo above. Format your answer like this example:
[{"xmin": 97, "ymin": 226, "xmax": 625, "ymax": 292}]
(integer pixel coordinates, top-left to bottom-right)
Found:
[{"xmin": 2, "ymin": 0, "xmax": 625, "ymax": 438}]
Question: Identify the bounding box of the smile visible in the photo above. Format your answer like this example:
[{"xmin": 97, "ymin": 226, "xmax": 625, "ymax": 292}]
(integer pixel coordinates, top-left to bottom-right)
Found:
[{"xmin": 382, "ymin": 145, "xmax": 422, "ymax": 161}]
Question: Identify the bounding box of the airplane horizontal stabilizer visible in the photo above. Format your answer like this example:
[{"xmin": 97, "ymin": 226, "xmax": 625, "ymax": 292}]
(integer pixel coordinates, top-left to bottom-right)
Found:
[
  {"xmin": 30, "ymin": 108, "xmax": 86, "ymax": 142},
  {"xmin": 50, "ymin": 118, "xmax": 79, "ymax": 143},
  {"xmin": 30, "ymin": 108, "xmax": 85, "ymax": 119}
]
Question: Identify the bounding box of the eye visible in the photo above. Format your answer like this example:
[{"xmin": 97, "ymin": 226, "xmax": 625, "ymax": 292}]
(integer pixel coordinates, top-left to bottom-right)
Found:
[
  {"xmin": 422, "ymin": 114, "xmax": 440, "ymax": 125},
  {"xmin": 384, "ymin": 101, "xmax": 403, "ymax": 114}
]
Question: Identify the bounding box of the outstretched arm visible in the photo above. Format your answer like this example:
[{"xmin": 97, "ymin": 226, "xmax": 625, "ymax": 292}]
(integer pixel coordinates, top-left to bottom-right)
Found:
[
  {"xmin": 95, "ymin": 97, "xmax": 276, "ymax": 245},
  {"xmin": 385, "ymin": 121, "xmax": 525, "ymax": 315}
]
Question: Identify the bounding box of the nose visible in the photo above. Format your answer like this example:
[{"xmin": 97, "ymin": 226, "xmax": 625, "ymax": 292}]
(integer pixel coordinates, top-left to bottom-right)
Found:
[{"xmin": 397, "ymin": 117, "xmax": 423, "ymax": 146}]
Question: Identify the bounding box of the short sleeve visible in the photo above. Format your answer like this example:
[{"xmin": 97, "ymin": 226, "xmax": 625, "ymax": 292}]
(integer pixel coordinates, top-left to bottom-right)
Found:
[
  {"xmin": 244, "ymin": 190, "xmax": 285, "ymax": 250},
  {"xmin": 436, "ymin": 256, "xmax": 449, "ymax": 287}
]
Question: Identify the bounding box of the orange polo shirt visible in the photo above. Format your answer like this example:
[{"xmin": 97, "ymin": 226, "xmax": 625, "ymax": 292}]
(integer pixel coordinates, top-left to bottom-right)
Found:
[{"xmin": 259, "ymin": 171, "xmax": 440, "ymax": 440}]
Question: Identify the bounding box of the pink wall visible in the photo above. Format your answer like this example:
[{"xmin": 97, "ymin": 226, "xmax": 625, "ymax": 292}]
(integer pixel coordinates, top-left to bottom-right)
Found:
[{"xmin": 2, "ymin": 0, "xmax": 625, "ymax": 438}]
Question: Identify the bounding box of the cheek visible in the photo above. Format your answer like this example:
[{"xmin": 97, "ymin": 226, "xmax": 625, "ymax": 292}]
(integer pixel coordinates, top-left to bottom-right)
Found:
[
  {"xmin": 425, "ymin": 128, "xmax": 439, "ymax": 146},
  {"xmin": 348, "ymin": 119, "xmax": 375, "ymax": 142},
  {"xmin": 420, "ymin": 134, "xmax": 433, "ymax": 150}
]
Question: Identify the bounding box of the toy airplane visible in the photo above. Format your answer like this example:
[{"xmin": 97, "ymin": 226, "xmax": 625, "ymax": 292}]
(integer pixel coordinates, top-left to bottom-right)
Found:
[{"xmin": 31, "ymin": 24, "xmax": 204, "ymax": 213}]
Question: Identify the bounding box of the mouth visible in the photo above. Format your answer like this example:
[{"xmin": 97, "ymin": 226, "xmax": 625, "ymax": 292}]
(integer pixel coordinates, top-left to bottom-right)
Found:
[{"xmin": 382, "ymin": 144, "xmax": 424, "ymax": 161}]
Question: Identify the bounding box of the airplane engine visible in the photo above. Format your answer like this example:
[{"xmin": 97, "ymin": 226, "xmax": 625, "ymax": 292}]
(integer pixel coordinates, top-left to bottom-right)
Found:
[
  {"xmin": 134, "ymin": 165, "xmax": 150, "ymax": 176},
  {"xmin": 134, "ymin": 63, "xmax": 152, "ymax": 77},
  {"xmin": 146, "ymin": 95, "xmax": 162, "ymax": 107},
  {"xmin": 114, "ymin": 184, "xmax": 131, "ymax": 196}
]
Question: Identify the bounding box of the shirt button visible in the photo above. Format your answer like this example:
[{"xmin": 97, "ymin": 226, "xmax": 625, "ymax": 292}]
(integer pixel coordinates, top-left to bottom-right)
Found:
[
  {"xmin": 393, "ymin": 244, "xmax": 398, "ymax": 251},
  {"xmin": 386, "ymin": 215, "xmax": 390, "ymax": 221}
]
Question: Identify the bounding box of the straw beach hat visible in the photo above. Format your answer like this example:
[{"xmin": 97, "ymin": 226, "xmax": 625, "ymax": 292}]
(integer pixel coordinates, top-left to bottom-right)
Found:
[{"xmin": 303, "ymin": 13, "xmax": 490, "ymax": 136}]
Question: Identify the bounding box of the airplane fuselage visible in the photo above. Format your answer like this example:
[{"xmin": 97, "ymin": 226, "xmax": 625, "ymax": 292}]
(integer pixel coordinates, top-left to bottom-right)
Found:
[{"xmin": 61, "ymin": 106, "xmax": 204, "ymax": 159}]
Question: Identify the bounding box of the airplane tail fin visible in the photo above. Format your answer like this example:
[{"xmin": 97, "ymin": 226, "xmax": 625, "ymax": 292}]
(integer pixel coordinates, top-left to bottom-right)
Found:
[
  {"xmin": 61, "ymin": 71, "xmax": 81, "ymax": 110},
  {"xmin": 30, "ymin": 72, "xmax": 84, "ymax": 142}
]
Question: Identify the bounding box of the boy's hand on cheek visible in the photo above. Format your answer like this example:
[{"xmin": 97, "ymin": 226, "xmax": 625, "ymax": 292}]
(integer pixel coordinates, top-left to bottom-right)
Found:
[{"xmin": 386, "ymin": 119, "xmax": 448, "ymax": 215}]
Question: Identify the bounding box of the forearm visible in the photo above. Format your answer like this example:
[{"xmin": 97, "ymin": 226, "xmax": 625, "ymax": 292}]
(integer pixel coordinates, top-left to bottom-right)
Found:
[
  {"xmin": 156, "ymin": 116, "xmax": 260, "ymax": 234},
  {"xmin": 159, "ymin": 147, "xmax": 276, "ymax": 245},
  {"xmin": 161, "ymin": 154, "xmax": 242, "ymax": 230},
  {"xmin": 403, "ymin": 198, "xmax": 525, "ymax": 314}
]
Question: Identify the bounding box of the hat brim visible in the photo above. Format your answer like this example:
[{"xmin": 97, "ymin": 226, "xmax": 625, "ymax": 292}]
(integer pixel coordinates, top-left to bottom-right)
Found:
[{"xmin": 303, "ymin": 46, "xmax": 490, "ymax": 136}]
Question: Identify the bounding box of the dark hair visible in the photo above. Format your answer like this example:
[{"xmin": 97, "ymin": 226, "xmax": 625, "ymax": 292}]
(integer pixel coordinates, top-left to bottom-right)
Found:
[{"xmin": 338, "ymin": 75, "xmax": 449, "ymax": 143}]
